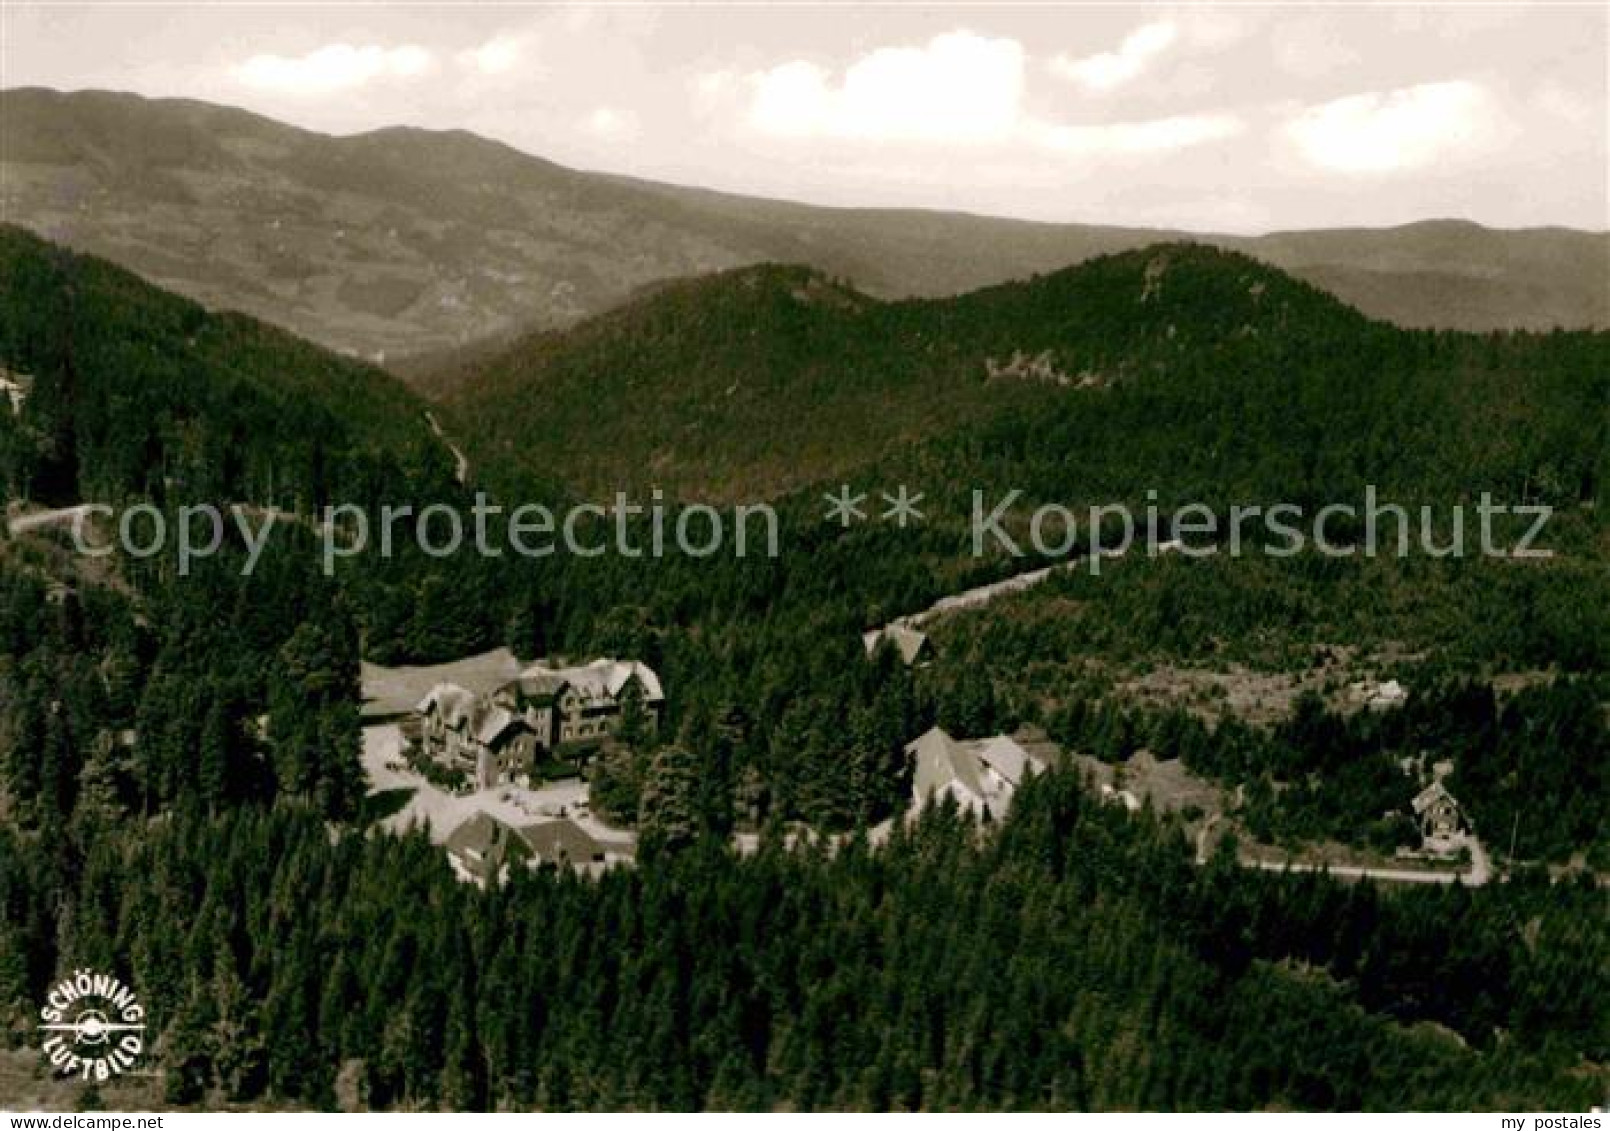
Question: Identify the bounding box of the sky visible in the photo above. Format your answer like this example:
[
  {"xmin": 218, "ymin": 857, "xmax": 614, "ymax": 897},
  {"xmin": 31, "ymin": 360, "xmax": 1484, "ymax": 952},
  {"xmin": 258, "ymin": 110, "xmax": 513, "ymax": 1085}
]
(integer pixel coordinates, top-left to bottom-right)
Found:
[{"xmin": 2, "ymin": 2, "xmax": 1605, "ymax": 233}]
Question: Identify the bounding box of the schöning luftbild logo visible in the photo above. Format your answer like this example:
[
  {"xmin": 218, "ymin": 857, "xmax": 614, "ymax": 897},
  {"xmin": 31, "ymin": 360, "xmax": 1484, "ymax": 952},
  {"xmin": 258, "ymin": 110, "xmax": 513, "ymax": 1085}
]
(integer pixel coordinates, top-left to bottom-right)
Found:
[{"xmin": 38, "ymin": 968, "xmax": 146, "ymax": 1082}]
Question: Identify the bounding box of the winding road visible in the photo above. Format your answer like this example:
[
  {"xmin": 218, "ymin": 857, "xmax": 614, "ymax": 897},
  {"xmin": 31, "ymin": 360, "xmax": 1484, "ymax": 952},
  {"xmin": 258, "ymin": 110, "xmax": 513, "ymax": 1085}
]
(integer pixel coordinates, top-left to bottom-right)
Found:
[
  {"xmin": 1195, "ymin": 816, "xmax": 1494, "ymax": 886},
  {"xmin": 873, "ymin": 550, "xmax": 1116, "ymax": 643},
  {"xmin": 1237, "ymin": 851, "xmax": 1491, "ymax": 886}
]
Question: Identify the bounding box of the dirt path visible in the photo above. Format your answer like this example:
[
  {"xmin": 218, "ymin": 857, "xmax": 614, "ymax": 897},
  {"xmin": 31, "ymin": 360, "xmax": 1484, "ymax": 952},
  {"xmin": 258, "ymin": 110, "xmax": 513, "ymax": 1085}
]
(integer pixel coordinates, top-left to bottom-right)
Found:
[
  {"xmin": 5, "ymin": 503, "xmax": 95, "ymax": 537},
  {"xmin": 424, "ymin": 411, "xmax": 470, "ymax": 485},
  {"xmin": 1237, "ymin": 855, "xmax": 1487, "ymax": 886},
  {"xmin": 8, "ymin": 501, "xmax": 333, "ymax": 547},
  {"xmin": 1197, "ymin": 816, "xmax": 1492, "ymax": 886},
  {"xmin": 873, "ymin": 554, "xmax": 1103, "ymax": 642}
]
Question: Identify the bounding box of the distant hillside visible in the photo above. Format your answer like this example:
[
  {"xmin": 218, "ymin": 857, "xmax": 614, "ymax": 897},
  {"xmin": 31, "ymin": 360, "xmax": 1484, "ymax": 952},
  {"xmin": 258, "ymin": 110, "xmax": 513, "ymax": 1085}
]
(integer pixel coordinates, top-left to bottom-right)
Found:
[
  {"xmin": 444, "ymin": 244, "xmax": 1608, "ymax": 504},
  {"xmin": 1246, "ymin": 222, "xmax": 1610, "ymax": 332},
  {"xmin": 0, "ymin": 224, "xmax": 449, "ymax": 509},
  {"xmin": 3, "ymin": 88, "xmax": 1604, "ymax": 376}
]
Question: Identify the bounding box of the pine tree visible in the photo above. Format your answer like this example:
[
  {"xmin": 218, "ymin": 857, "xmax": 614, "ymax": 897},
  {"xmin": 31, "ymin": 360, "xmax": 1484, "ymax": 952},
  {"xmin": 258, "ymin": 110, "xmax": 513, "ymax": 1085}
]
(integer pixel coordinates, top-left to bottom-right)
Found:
[
  {"xmin": 638, "ymin": 744, "xmax": 702, "ymax": 857},
  {"xmin": 199, "ymin": 698, "xmax": 232, "ymax": 810}
]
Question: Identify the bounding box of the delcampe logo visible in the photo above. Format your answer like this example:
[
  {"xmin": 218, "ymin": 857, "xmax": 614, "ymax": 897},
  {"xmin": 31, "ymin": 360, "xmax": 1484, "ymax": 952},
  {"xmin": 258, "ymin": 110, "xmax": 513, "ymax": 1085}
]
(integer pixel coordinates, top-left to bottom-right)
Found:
[{"xmin": 38, "ymin": 968, "xmax": 146, "ymax": 1082}]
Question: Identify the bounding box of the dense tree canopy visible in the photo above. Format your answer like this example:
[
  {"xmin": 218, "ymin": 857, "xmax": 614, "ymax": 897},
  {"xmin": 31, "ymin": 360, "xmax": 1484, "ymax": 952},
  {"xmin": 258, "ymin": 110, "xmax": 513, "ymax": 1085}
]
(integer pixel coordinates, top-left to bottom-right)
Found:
[{"xmin": 0, "ymin": 230, "xmax": 1605, "ymax": 1110}]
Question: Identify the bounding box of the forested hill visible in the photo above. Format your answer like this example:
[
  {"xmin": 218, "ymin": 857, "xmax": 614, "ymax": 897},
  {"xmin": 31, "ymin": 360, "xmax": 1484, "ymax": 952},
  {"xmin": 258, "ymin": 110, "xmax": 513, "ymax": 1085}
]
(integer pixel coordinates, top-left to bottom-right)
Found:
[
  {"xmin": 5, "ymin": 89, "xmax": 1606, "ymax": 370},
  {"xmin": 0, "ymin": 224, "xmax": 452, "ymax": 510},
  {"xmin": 442, "ymin": 244, "xmax": 1607, "ymax": 506},
  {"xmin": 0, "ymin": 211, "xmax": 1604, "ymax": 1114}
]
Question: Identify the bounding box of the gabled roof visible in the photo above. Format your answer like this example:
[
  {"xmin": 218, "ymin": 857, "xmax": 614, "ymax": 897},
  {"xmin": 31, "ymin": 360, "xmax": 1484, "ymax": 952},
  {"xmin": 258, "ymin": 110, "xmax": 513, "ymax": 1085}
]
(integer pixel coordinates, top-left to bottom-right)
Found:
[
  {"xmin": 512, "ymin": 672, "xmax": 569, "ymax": 701},
  {"xmin": 975, "ymin": 735, "xmax": 1042, "ymax": 788},
  {"xmin": 605, "ymin": 661, "xmax": 664, "ymax": 701},
  {"xmin": 519, "ymin": 658, "xmax": 664, "ymax": 704},
  {"xmin": 519, "ymin": 819, "xmax": 604, "ymax": 864},
  {"xmin": 908, "ymin": 727, "xmax": 1049, "ymax": 819},
  {"xmin": 863, "ymin": 623, "xmax": 930, "ymax": 665},
  {"xmin": 444, "ymin": 812, "xmax": 527, "ymax": 880},
  {"xmin": 908, "ymin": 726, "xmax": 986, "ymax": 802},
  {"xmin": 416, "ymin": 683, "xmax": 478, "ymax": 729},
  {"xmin": 1412, "ymin": 780, "xmax": 1458, "ymax": 814},
  {"xmin": 475, "ymin": 706, "xmax": 531, "ymax": 748}
]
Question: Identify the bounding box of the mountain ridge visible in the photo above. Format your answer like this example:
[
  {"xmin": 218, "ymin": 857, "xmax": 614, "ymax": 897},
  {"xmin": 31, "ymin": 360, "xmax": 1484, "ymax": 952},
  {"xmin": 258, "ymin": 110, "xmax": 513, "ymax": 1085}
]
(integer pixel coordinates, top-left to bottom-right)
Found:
[
  {"xmin": 442, "ymin": 241, "xmax": 1606, "ymax": 503},
  {"xmin": 4, "ymin": 87, "xmax": 1605, "ymax": 380}
]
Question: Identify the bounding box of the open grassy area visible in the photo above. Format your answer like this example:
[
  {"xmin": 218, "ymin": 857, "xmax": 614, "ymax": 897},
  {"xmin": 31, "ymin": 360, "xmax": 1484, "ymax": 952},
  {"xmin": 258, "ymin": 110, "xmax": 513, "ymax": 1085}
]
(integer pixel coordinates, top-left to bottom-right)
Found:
[{"xmin": 358, "ymin": 646, "xmax": 522, "ymax": 721}]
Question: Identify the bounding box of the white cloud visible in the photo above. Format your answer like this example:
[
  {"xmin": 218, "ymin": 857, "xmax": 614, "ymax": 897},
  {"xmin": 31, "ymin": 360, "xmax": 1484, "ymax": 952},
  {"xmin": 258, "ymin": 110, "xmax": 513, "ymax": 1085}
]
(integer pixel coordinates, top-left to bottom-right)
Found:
[
  {"xmin": 735, "ymin": 28, "xmax": 1242, "ymax": 165},
  {"xmin": 1286, "ymin": 80, "xmax": 1497, "ymax": 173},
  {"xmin": 748, "ymin": 31, "xmax": 1025, "ymax": 143},
  {"xmin": 1049, "ymin": 21, "xmax": 1177, "ymax": 92},
  {"xmin": 584, "ymin": 106, "xmax": 639, "ymax": 140},
  {"xmin": 735, "ymin": 28, "xmax": 1243, "ymax": 163},
  {"xmin": 456, "ymin": 34, "xmax": 524, "ymax": 76},
  {"xmin": 1035, "ymin": 112, "xmax": 1245, "ymax": 156},
  {"xmin": 234, "ymin": 43, "xmax": 433, "ymax": 95}
]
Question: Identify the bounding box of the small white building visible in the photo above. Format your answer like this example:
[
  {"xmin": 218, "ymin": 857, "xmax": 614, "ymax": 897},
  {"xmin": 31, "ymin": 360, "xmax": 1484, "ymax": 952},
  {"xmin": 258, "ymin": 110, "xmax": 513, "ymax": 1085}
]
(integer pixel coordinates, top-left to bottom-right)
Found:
[
  {"xmin": 1099, "ymin": 783, "xmax": 1142, "ymax": 812},
  {"xmin": 863, "ymin": 623, "xmax": 932, "ymax": 666},
  {"xmin": 1412, "ymin": 780, "xmax": 1466, "ymax": 854},
  {"xmin": 1355, "ymin": 678, "xmax": 1409, "ymax": 712},
  {"xmin": 0, "ymin": 367, "xmax": 33, "ymax": 414}
]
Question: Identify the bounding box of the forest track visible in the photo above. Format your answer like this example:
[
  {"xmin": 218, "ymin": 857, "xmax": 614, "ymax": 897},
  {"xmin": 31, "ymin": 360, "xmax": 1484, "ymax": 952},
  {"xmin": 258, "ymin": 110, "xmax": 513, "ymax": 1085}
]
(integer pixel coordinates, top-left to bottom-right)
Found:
[
  {"xmin": 425, "ymin": 410, "xmax": 470, "ymax": 484},
  {"xmin": 5, "ymin": 503, "xmax": 95, "ymax": 536},
  {"xmin": 1237, "ymin": 856, "xmax": 1486, "ymax": 886}
]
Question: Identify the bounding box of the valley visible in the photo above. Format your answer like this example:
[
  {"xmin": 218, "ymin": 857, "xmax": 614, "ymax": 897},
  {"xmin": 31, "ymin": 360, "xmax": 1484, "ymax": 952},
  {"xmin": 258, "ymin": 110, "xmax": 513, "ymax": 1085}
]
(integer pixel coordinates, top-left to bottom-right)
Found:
[
  {"xmin": 3, "ymin": 0, "xmax": 1608, "ymax": 1110},
  {"xmin": 0, "ymin": 166, "xmax": 1605, "ymax": 1112}
]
